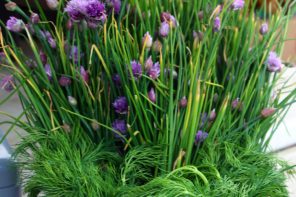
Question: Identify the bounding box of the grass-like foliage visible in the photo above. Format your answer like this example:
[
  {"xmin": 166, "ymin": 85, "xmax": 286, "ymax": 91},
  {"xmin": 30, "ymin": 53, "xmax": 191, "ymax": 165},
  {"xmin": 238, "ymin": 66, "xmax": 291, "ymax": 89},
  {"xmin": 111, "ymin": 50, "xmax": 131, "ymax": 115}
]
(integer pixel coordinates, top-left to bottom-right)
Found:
[{"xmin": 0, "ymin": 0, "xmax": 295, "ymax": 196}]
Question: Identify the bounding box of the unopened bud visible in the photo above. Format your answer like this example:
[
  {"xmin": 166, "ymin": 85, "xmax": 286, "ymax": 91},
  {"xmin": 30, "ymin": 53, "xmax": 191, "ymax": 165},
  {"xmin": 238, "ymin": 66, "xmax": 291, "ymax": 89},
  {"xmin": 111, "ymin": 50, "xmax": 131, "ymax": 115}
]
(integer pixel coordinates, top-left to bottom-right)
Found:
[
  {"xmin": 5, "ymin": 2, "xmax": 17, "ymax": 11},
  {"xmin": 68, "ymin": 96, "xmax": 77, "ymax": 106},
  {"xmin": 261, "ymin": 108, "xmax": 276, "ymax": 118},
  {"xmin": 180, "ymin": 96, "xmax": 188, "ymax": 108}
]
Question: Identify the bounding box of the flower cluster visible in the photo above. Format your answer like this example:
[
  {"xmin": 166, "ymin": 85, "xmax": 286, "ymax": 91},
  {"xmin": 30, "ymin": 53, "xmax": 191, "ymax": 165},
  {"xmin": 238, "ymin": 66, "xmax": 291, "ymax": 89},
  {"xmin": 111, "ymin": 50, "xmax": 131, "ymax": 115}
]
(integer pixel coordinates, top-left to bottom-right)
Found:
[
  {"xmin": 65, "ymin": 0, "xmax": 107, "ymax": 28},
  {"xmin": 159, "ymin": 12, "xmax": 177, "ymax": 37}
]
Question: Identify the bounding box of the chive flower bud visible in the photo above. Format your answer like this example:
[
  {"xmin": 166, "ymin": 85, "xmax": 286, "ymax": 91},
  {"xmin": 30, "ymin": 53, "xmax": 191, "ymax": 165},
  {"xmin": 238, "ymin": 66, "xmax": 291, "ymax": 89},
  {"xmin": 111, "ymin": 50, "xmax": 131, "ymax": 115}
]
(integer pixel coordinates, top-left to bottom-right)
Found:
[
  {"xmin": 198, "ymin": 11, "xmax": 204, "ymax": 20},
  {"xmin": 113, "ymin": 97, "xmax": 128, "ymax": 114},
  {"xmin": 213, "ymin": 17, "xmax": 221, "ymax": 32},
  {"xmin": 44, "ymin": 64, "xmax": 52, "ymax": 79},
  {"xmin": 231, "ymin": 98, "xmax": 243, "ymax": 111},
  {"xmin": 46, "ymin": 0, "xmax": 59, "ymax": 10},
  {"xmin": 209, "ymin": 109, "xmax": 216, "ymax": 121},
  {"xmin": 5, "ymin": 2, "xmax": 17, "ymax": 11},
  {"xmin": 261, "ymin": 108, "xmax": 276, "ymax": 118},
  {"xmin": 152, "ymin": 40, "xmax": 162, "ymax": 53},
  {"xmin": 142, "ymin": 32, "xmax": 153, "ymax": 49},
  {"xmin": 180, "ymin": 96, "xmax": 188, "ymax": 108},
  {"xmin": 145, "ymin": 56, "xmax": 153, "ymax": 71},
  {"xmin": 148, "ymin": 88, "xmax": 156, "ymax": 103},
  {"xmin": 260, "ymin": 23, "xmax": 268, "ymax": 35},
  {"xmin": 80, "ymin": 66, "xmax": 89, "ymax": 83},
  {"xmin": 59, "ymin": 76, "xmax": 72, "ymax": 87},
  {"xmin": 30, "ymin": 13, "xmax": 40, "ymax": 24},
  {"xmin": 68, "ymin": 96, "xmax": 77, "ymax": 106}
]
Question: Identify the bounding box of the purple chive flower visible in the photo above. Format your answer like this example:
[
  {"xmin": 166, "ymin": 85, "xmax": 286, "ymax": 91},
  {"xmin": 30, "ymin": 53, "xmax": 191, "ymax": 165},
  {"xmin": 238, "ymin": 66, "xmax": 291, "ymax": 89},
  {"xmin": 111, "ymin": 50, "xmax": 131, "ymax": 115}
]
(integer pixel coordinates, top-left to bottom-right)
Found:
[
  {"xmin": 64, "ymin": 0, "xmax": 86, "ymax": 22},
  {"xmin": 30, "ymin": 13, "xmax": 40, "ymax": 24},
  {"xmin": 80, "ymin": 66, "xmax": 89, "ymax": 83},
  {"xmin": 180, "ymin": 96, "xmax": 188, "ymax": 108},
  {"xmin": 160, "ymin": 12, "xmax": 177, "ymax": 28},
  {"xmin": 106, "ymin": 0, "xmax": 121, "ymax": 14},
  {"xmin": 113, "ymin": 96, "xmax": 128, "ymax": 114},
  {"xmin": 142, "ymin": 32, "xmax": 153, "ymax": 49},
  {"xmin": 145, "ymin": 56, "xmax": 153, "ymax": 71},
  {"xmin": 130, "ymin": 60, "xmax": 142, "ymax": 79},
  {"xmin": 232, "ymin": 98, "xmax": 243, "ymax": 111},
  {"xmin": 112, "ymin": 74, "xmax": 121, "ymax": 86},
  {"xmin": 46, "ymin": 0, "xmax": 58, "ymax": 10},
  {"xmin": 195, "ymin": 130, "xmax": 208, "ymax": 144},
  {"xmin": 1, "ymin": 75, "xmax": 15, "ymax": 92},
  {"xmin": 266, "ymin": 52, "xmax": 282, "ymax": 72},
  {"xmin": 213, "ymin": 17, "xmax": 221, "ymax": 32},
  {"xmin": 65, "ymin": 0, "xmax": 107, "ymax": 28},
  {"xmin": 59, "ymin": 76, "xmax": 72, "ymax": 87},
  {"xmin": 6, "ymin": 17, "xmax": 24, "ymax": 32},
  {"xmin": 112, "ymin": 119, "xmax": 127, "ymax": 138},
  {"xmin": 261, "ymin": 107, "xmax": 276, "ymax": 118},
  {"xmin": 260, "ymin": 23, "xmax": 268, "ymax": 35},
  {"xmin": 148, "ymin": 62, "xmax": 160, "ymax": 80},
  {"xmin": 85, "ymin": 0, "xmax": 107, "ymax": 25},
  {"xmin": 44, "ymin": 64, "xmax": 52, "ymax": 79},
  {"xmin": 148, "ymin": 88, "xmax": 156, "ymax": 103},
  {"xmin": 231, "ymin": 0, "xmax": 245, "ymax": 10},
  {"xmin": 48, "ymin": 37, "xmax": 56, "ymax": 49},
  {"xmin": 159, "ymin": 22, "xmax": 170, "ymax": 37}
]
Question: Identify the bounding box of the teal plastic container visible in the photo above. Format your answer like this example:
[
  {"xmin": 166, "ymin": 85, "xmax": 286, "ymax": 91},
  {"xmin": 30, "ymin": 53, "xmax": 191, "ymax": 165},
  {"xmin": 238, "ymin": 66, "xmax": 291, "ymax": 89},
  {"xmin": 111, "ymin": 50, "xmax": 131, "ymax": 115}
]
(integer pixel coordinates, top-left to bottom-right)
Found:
[{"xmin": 0, "ymin": 134, "xmax": 21, "ymax": 197}]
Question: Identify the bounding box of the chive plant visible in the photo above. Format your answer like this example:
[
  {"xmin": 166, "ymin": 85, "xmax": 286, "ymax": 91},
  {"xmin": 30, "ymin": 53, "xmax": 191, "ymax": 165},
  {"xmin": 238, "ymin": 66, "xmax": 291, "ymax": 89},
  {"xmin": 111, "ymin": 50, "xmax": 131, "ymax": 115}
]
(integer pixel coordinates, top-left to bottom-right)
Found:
[{"xmin": 0, "ymin": 0, "xmax": 295, "ymax": 196}]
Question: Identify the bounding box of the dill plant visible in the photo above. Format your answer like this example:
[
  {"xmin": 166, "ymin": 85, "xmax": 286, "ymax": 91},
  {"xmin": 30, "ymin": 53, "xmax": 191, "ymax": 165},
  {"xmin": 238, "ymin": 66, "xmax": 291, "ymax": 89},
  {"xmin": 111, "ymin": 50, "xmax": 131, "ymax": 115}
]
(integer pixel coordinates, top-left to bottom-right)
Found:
[{"xmin": 0, "ymin": 0, "xmax": 295, "ymax": 196}]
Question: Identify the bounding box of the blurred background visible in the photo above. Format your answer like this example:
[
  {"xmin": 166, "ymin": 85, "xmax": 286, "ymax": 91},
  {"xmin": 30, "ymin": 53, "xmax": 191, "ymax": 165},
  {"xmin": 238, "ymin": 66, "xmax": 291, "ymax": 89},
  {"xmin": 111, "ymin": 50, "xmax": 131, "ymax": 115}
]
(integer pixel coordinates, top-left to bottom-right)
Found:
[{"xmin": 0, "ymin": 0, "xmax": 295, "ymax": 196}]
